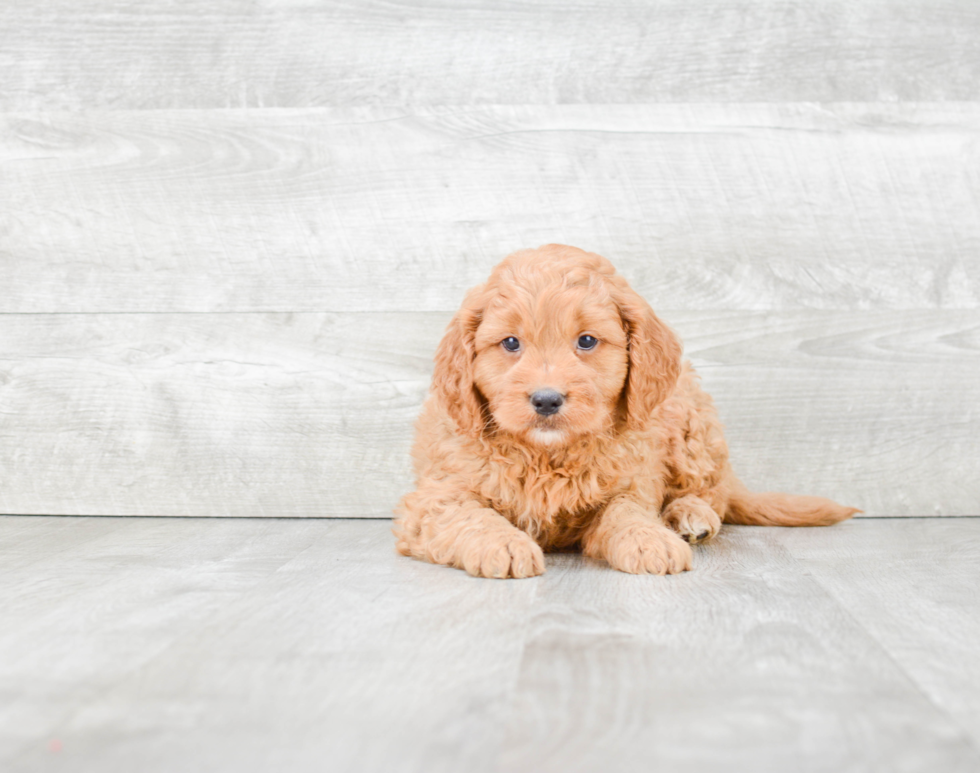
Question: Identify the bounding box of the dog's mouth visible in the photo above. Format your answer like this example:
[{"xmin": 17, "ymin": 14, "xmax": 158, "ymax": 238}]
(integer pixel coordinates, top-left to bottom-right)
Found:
[
  {"xmin": 527, "ymin": 426, "xmax": 567, "ymax": 446},
  {"xmin": 530, "ymin": 413, "xmax": 564, "ymax": 430},
  {"xmin": 524, "ymin": 414, "xmax": 569, "ymax": 446}
]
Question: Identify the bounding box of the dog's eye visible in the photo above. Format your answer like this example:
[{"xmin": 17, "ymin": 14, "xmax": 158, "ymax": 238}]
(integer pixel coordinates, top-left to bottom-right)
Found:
[
  {"xmin": 577, "ymin": 335, "xmax": 598, "ymax": 350},
  {"xmin": 501, "ymin": 336, "xmax": 521, "ymax": 352}
]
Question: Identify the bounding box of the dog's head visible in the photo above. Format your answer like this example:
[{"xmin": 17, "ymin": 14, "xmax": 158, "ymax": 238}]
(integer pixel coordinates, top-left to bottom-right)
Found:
[{"xmin": 432, "ymin": 245, "xmax": 682, "ymax": 446}]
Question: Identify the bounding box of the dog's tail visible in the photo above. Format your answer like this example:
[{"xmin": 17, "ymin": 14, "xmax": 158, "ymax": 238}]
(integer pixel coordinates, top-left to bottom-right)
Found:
[{"xmin": 723, "ymin": 479, "xmax": 860, "ymax": 527}]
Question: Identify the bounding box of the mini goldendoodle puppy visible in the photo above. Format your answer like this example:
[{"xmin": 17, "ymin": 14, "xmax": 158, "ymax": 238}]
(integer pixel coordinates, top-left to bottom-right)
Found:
[{"xmin": 395, "ymin": 245, "xmax": 857, "ymax": 578}]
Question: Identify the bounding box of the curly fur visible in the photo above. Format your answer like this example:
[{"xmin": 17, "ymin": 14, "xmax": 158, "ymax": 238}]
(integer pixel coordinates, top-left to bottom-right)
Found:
[{"xmin": 395, "ymin": 245, "xmax": 858, "ymax": 578}]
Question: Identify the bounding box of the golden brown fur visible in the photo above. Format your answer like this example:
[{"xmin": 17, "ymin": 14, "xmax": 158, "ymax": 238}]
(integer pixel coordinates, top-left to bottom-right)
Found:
[{"xmin": 395, "ymin": 245, "xmax": 858, "ymax": 578}]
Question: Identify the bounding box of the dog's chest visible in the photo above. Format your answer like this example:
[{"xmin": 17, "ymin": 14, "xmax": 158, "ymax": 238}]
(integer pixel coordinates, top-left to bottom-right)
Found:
[{"xmin": 478, "ymin": 452, "xmax": 622, "ymax": 541}]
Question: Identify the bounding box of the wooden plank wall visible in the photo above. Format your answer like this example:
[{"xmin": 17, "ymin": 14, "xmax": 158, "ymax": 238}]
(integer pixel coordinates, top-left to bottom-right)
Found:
[{"xmin": 1, "ymin": 1, "xmax": 978, "ymax": 517}]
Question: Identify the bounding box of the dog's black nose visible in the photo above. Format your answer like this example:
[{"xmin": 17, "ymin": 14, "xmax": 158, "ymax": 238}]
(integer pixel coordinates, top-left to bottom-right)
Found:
[{"xmin": 530, "ymin": 389, "xmax": 565, "ymax": 416}]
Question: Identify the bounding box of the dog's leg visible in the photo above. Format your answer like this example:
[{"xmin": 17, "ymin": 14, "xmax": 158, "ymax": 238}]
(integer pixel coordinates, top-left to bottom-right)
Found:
[
  {"xmin": 662, "ymin": 494, "xmax": 723, "ymax": 545},
  {"xmin": 582, "ymin": 496, "xmax": 692, "ymax": 575},
  {"xmin": 395, "ymin": 495, "xmax": 545, "ymax": 579}
]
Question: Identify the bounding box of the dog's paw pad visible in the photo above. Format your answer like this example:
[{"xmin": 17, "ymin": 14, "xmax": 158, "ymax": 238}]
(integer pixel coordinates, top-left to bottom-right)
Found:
[{"xmin": 663, "ymin": 498, "xmax": 721, "ymax": 545}]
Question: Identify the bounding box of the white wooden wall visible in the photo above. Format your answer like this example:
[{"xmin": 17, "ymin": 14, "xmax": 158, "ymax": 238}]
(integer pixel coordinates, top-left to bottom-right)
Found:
[{"xmin": 1, "ymin": 2, "xmax": 978, "ymax": 517}]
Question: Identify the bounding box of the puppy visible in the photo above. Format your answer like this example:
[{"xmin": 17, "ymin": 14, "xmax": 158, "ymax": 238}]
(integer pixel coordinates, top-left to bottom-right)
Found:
[{"xmin": 395, "ymin": 245, "xmax": 857, "ymax": 578}]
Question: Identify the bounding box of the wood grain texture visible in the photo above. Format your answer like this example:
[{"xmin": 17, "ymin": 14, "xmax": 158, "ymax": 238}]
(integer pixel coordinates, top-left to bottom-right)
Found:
[
  {"xmin": 1, "ymin": 310, "xmax": 976, "ymax": 517},
  {"xmin": 2, "ymin": 516, "xmax": 980, "ymax": 771},
  {"xmin": 775, "ymin": 519, "xmax": 980, "ymax": 750},
  {"xmin": 2, "ymin": 1, "xmax": 979, "ymax": 110},
  {"xmin": 3, "ymin": 104, "xmax": 979, "ymax": 313},
  {"xmin": 0, "ymin": 517, "xmax": 540, "ymax": 773},
  {"xmin": 0, "ymin": 313, "xmax": 427, "ymax": 518},
  {"xmin": 500, "ymin": 525, "xmax": 980, "ymax": 772}
]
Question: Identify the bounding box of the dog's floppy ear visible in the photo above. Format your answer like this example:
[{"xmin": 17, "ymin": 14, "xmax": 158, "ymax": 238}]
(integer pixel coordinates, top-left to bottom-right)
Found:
[
  {"xmin": 431, "ymin": 285, "xmax": 487, "ymax": 438},
  {"xmin": 612, "ymin": 279, "xmax": 682, "ymax": 430}
]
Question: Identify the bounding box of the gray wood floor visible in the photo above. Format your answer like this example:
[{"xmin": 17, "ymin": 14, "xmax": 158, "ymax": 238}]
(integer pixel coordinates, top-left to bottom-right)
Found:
[{"xmin": 2, "ymin": 515, "xmax": 979, "ymax": 772}]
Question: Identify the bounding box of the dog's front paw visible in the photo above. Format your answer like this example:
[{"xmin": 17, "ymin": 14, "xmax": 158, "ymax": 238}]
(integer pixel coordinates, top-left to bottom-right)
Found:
[
  {"xmin": 603, "ymin": 522, "xmax": 692, "ymax": 575},
  {"xmin": 460, "ymin": 529, "xmax": 545, "ymax": 579},
  {"xmin": 663, "ymin": 495, "xmax": 722, "ymax": 544}
]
